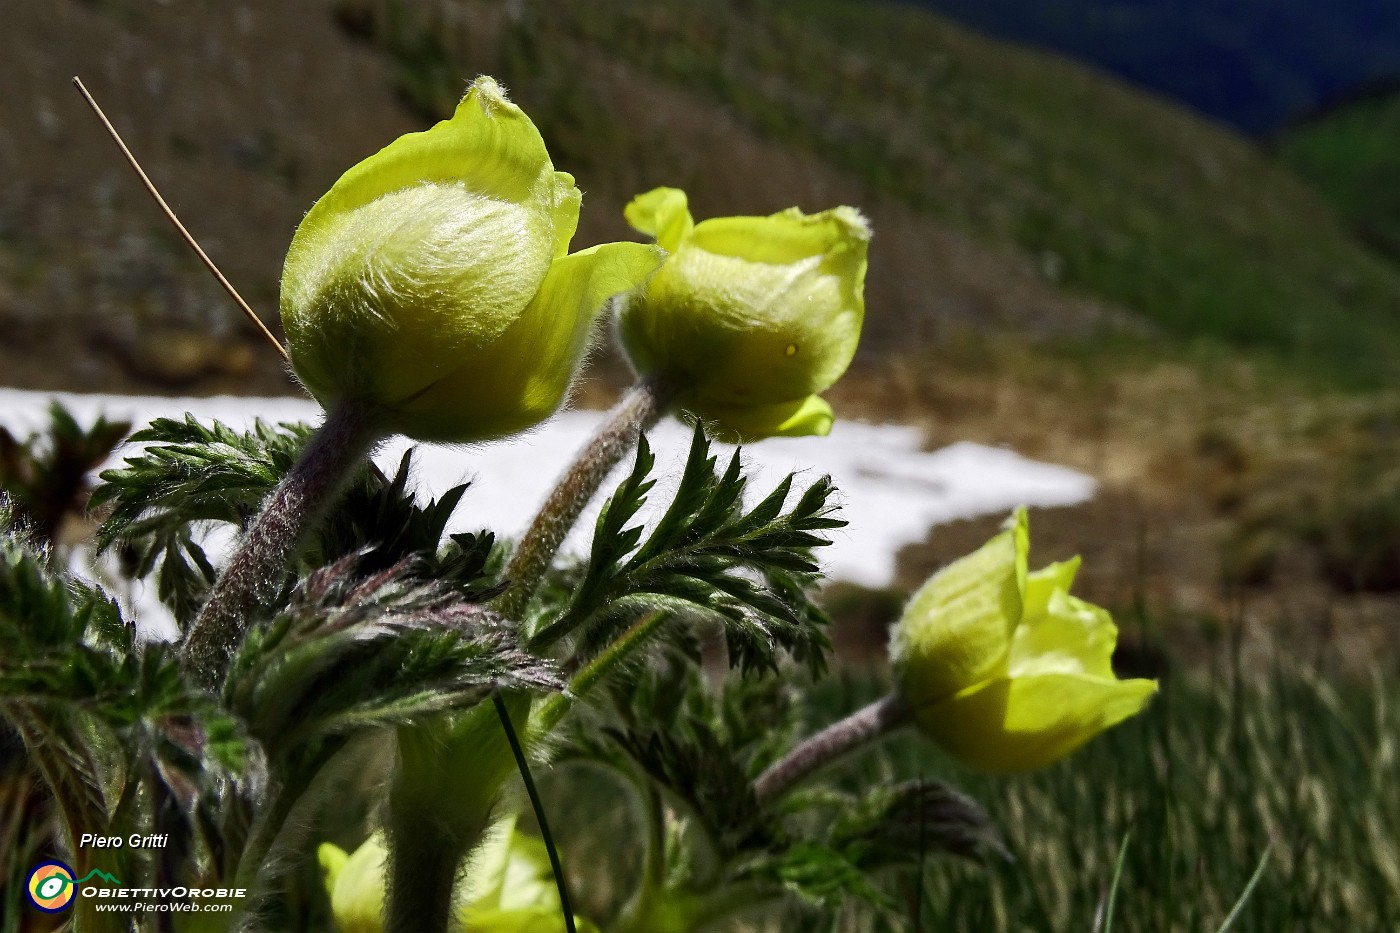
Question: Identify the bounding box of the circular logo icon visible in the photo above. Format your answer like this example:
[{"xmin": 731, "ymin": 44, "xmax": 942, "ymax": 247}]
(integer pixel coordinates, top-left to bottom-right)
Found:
[{"xmin": 27, "ymin": 861, "xmax": 77, "ymax": 912}]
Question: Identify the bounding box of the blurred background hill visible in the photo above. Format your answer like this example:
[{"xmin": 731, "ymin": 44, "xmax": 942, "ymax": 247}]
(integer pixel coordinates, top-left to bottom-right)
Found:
[
  {"xmin": 4, "ymin": 0, "xmax": 1400, "ymax": 652},
  {"xmin": 7, "ymin": 0, "xmax": 1400, "ymax": 392},
  {"xmin": 1278, "ymin": 80, "xmax": 1400, "ymax": 265},
  {"xmin": 906, "ymin": 0, "xmax": 1400, "ymax": 134}
]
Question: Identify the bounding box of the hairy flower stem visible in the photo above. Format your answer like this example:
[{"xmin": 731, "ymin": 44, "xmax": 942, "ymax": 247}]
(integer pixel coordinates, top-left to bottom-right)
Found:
[
  {"xmin": 387, "ymin": 704, "xmax": 518, "ymax": 933},
  {"xmin": 384, "ymin": 796, "xmax": 466, "ymax": 933},
  {"xmin": 753, "ymin": 693, "xmax": 911, "ymax": 805},
  {"xmin": 494, "ymin": 377, "xmax": 674, "ymax": 621},
  {"xmin": 181, "ymin": 402, "xmax": 380, "ymax": 689}
]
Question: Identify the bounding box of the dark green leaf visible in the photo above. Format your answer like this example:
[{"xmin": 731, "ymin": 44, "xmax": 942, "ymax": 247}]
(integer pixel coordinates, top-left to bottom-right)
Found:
[{"xmin": 533, "ymin": 423, "xmax": 842, "ymax": 678}]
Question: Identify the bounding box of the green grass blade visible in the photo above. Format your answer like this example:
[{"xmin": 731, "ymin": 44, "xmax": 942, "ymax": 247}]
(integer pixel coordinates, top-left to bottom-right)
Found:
[
  {"xmin": 1101, "ymin": 828, "xmax": 1132, "ymax": 933},
  {"xmin": 1215, "ymin": 843, "xmax": 1273, "ymax": 933}
]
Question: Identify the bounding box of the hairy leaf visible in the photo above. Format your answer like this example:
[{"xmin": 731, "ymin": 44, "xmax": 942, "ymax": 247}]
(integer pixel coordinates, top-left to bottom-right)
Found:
[
  {"xmin": 0, "ymin": 403, "xmax": 129, "ymax": 545},
  {"xmin": 532, "ymin": 423, "xmax": 842, "ymax": 677},
  {"xmin": 0, "ymin": 510, "xmax": 245, "ymax": 871},
  {"xmin": 93, "ymin": 418, "xmax": 499, "ymax": 628},
  {"xmin": 832, "ymin": 779, "xmax": 1008, "ymax": 870},
  {"xmin": 226, "ymin": 554, "xmax": 561, "ymax": 763}
]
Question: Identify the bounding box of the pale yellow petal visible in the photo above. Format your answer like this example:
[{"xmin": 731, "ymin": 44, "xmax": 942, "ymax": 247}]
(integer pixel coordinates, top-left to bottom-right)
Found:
[
  {"xmin": 891, "ymin": 509, "xmax": 1028, "ymax": 707},
  {"xmin": 394, "ymin": 242, "xmax": 663, "ymax": 442},
  {"xmin": 318, "ymin": 842, "xmax": 349, "ymax": 892},
  {"xmin": 916, "ymin": 672, "xmax": 1158, "ymax": 774},
  {"xmin": 617, "ymin": 201, "xmax": 869, "ymax": 427},
  {"xmin": 624, "ymin": 186, "xmax": 695, "ymax": 252},
  {"xmin": 1011, "ymin": 589, "xmax": 1120, "ymax": 680},
  {"xmin": 325, "ymin": 834, "xmax": 388, "ymax": 933},
  {"xmin": 295, "ymin": 76, "xmax": 555, "ymax": 231},
  {"xmin": 549, "ymin": 171, "xmax": 582, "ymax": 259},
  {"xmin": 284, "ymin": 182, "xmax": 556, "ymax": 408},
  {"xmin": 695, "ymin": 394, "xmax": 834, "ymax": 442},
  {"xmin": 1022, "ymin": 556, "xmax": 1081, "ymax": 622}
]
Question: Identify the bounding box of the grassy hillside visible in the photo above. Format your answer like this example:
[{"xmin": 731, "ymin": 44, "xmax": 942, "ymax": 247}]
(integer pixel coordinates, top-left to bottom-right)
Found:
[
  {"xmin": 1278, "ymin": 82, "xmax": 1400, "ymax": 264},
  {"xmin": 292, "ymin": 0, "xmax": 1400, "ymax": 386},
  {"xmin": 4, "ymin": 0, "xmax": 1400, "ymax": 392}
]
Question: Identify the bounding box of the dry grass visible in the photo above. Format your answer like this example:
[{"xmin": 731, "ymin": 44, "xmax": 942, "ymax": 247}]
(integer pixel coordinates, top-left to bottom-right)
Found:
[{"xmin": 820, "ymin": 336, "xmax": 1400, "ymax": 662}]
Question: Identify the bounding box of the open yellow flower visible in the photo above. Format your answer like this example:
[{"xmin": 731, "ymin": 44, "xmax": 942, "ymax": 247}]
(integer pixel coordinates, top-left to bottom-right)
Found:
[
  {"xmin": 890, "ymin": 509, "xmax": 1156, "ymax": 773},
  {"xmin": 619, "ymin": 187, "xmax": 869, "ymax": 441},
  {"xmin": 281, "ymin": 76, "xmax": 662, "ymax": 443}
]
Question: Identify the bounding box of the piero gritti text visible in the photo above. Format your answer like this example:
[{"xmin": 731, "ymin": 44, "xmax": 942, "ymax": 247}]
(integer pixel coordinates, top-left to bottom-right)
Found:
[{"xmin": 79, "ymin": 833, "xmax": 170, "ymax": 849}]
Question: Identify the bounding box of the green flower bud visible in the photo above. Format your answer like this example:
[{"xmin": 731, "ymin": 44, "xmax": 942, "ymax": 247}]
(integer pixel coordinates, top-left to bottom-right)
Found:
[
  {"xmin": 619, "ymin": 187, "xmax": 870, "ymax": 441},
  {"xmin": 282, "ymin": 76, "xmax": 663, "ymax": 442},
  {"xmin": 889, "ymin": 509, "xmax": 1157, "ymax": 773}
]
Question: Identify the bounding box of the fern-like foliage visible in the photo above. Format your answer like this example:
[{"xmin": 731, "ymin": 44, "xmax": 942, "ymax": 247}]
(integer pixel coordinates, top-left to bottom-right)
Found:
[
  {"xmin": 92, "ymin": 417, "xmax": 498, "ymax": 628},
  {"xmin": 598, "ymin": 663, "xmax": 787, "ymax": 858},
  {"xmin": 740, "ymin": 777, "xmax": 1007, "ymax": 920},
  {"xmin": 2, "ymin": 489, "xmax": 558, "ymax": 914},
  {"xmin": 226, "ymin": 552, "xmax": 560, "ymax": 763},
  {"xmin": 94, "ymin": 415, "xmax": 310, "ymax": 539},
  {"xmin": 313, "ymin": 452, "xmax": 502, "ymax": 600},
  {"xmin": 205, "ymin": 552, "xmax": 563, "ymax": 895},
  {"xmin": 91, "ymin": 416, "xmax": 313, "ymax": 625},
  {"xmin": 0, "ymin": 513, "xmax": 120, "ymax": 849},
  {"xmin": 560, "ymin": 658, "xmax": 1005, "ymax": 923},
  {"xmin": 830, "ymin": 778, "xmax": 1009, "ymax": 871},
  {"xmin": 0, "ymin": 502, "xmax": 245, "ymax": 881},
  {"xmin": 531, "ymin": 424, "xmax": 843, "ymax": 677},
  {"xmin": 0, "ymin": 403, "xmax": 129, "ymax": 545}
]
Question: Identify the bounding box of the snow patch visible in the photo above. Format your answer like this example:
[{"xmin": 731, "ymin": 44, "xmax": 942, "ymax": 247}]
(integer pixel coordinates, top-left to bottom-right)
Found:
[{"xmin": 0, "ymin": 389, "xmax": 1094, "ymax": 632}]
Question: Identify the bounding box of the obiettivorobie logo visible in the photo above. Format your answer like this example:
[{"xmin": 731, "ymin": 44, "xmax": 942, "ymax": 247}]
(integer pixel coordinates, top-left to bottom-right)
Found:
[
  {"xmin": 26, "ymin": 861, "xmax": 121, "ymax": 912},
  {"xmin": 25, "ymin": 859, "xmax": 248, "ymax": 915}
]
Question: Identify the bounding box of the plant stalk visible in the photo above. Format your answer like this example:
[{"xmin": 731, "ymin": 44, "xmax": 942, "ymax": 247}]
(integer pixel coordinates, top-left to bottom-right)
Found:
[
  {"xmin": 384, "ymin": 797, "xmax": 465, "ymax": 933},
  {"xmin": 493, "ymin": 378, "xmax": 673, "ymax": 621},
  {"xmin": 753, "ymin": 692, "xmax": 911, "ymax": 805},
  {"xmin": 529, "ymin": 610, "xmax": 668, "ymax": 738},
  {"xmin": 493, "ymin": 694, "xmax": 577, "ymax": 933},
  {"xmin": 181, "ymin": 402, "xmax": 379, "ymax": 690},
  {"xmin": 386, "ymin": 705, "xmax": 518, "ymax": 933},
  {"xmin": 389, "ymin": 381, "xmax": 673, "ymax": 933}
]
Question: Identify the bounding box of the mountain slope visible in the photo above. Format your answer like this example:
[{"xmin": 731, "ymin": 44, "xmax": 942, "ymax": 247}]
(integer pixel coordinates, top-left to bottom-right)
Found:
[
  {"xmin": 487, "ymin": 0, "xmax": 1400, "ymax": 385},
  {"xmin": 1278, "ymin": 82, "xmax": 1400, "ymax": 265},
  {"xmin": 902, "ymin": 0, "xmax": 1400, "ymax": 134},
  {"xmin": 3, "ymin": 0, "xmax": 1400, "ymax": 394}
]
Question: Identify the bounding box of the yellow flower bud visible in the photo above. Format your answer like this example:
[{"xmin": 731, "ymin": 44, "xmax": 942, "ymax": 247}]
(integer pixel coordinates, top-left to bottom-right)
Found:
[
  {"xmin": 282, "ymin": 76, "xmax": 663, "ymax": 443},
  {"xmin": 319, "ymin": 837, "xmax": 387, "ymax": 933},
  {"xmin": 319, "ymin": 820, "xmax": 595, "ymax": 933},
  {"xmin": 619, "ymin": 187, "xmax": 870, "ymax": 441},
  {"xmin": 890, "ymin": 509, "xmax": 1157, "ymax": 773}
]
